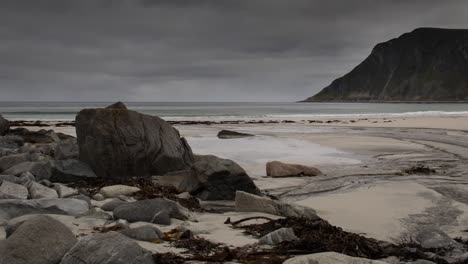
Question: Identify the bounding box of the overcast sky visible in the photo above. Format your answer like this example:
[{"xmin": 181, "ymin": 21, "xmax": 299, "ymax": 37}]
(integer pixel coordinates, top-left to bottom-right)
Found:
[{"xmin": 1, "ymin": 0, "xmax": 467, "ymax": 102}]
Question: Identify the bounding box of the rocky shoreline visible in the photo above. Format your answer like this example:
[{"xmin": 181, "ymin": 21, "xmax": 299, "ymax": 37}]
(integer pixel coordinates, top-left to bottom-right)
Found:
[{"xmin": 0, "ymin": 102, "xmax": 467, "ymax": 264}]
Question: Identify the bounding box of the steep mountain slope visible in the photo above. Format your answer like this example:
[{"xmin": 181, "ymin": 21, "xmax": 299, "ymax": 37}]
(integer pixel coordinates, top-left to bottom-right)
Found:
[{"xmin": 304, "ymin": 28, "xmax": 468, "ymax": 102}]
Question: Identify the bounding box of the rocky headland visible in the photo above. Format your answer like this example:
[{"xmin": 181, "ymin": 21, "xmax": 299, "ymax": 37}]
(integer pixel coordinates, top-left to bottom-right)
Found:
[{"xmin": 303, "ymin": 28, "xmax": 468, "ymax": 102}]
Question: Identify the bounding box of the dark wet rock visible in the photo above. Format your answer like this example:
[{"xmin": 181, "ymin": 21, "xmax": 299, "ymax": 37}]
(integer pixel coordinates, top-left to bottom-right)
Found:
[
  {"xmin": 0, "ymin": 114, "xmax": 9, "ymax": 136},
  {"xmin": 0, "ymin": 152, "xmax": 44, "ymax": 172},
  {"xmin": 18, "ymin": 143, "xmax": 56, "ymax": 156},
  {"xmin": 28, "ymin": 181, "xmax": 58, "ymax": 199},
  {"xmin": 119, "ymin": 225, "xmax": 164, "ymax": 242},
  {"xmin": 0, "ymin": 180, "xmax": 29, "ymax": 199},
  {"xmin": 266, "ymin": 161, "xmax": 323, "ymax": 177},
  {"xmin": 0, "ymin": 198, "xmax": 89, "ymax": 222},
  {"xmin": 59, "ymin": 231, "xmax": 155, "ymax": 264},
  {"xmin": 8, "ymin": 128, "xmax": 60, "ymax": 144},
  {"xmin": 75, "ymin": 102, "xmax": 194, "ymax": 179},
  {"xmin": 258, "ymin": 228, "xmax": 298, "ymax": 245},
  {"xmin": 0, "ymin": 215, "xmax": 77, "ymax": 264},
  {"xmin": 113, "ymin": 198, "xmax": 189, "ymax": 224},
  {"xmin": 50, "ymin": 159, "xmax": 97, "ymax": 182},
  {"xmin": 54, "ymin": 138, "xmax": 79, "ymax": 160},
  {"xmin": 0, "ymin": 135, "xmax": 24, "ymax": 149},
  {"xmin": 0, "ymin": 147, "xmax": 16, "ymax": 157},
  {"xmin": 4, "ymin": 160, "xmax": 52, "ymax": 180},
  {"xmin": 191, "ymin": 155, "xmax": 260, "ymax": 200},
  {"xmin": 217, "ymin": 130, "xmax": 254, "ymax": 139}
]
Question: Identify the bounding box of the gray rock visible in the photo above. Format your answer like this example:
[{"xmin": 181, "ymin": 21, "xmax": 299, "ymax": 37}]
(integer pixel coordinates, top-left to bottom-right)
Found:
[
  {"xmin": 0, "ymin": 215, "xmax": 77, "ymax": 264},
  {"xmin": 18, "ymin": 143, "xmax": 56, "ymax": 156},
  {"xmin": 38, "ymin": 178, "xmax": 53, "ymax": 187},
  {"xmin": 0, "ymin": 198, "xmax": 89, "ymax": 222},
  {"xmin": 217, "ymin": 130, "xmax": 254, "ymax": 139},
  {"xmin": 4, "ymin": 161, "xmax": 52, "ymax": 180},
  {"xmin": 283, "ymin": 252, "xmax": 388, "ymax": 264},
  {"xmin": 0, "ymin": 147, "xmax": 16, "ymax": 157},
  {"xmin": 0, "ymin": 153, "xmax": 41, "ymax": 171},
  {"xmin": 153, "ymin": 169, "xmax": 200, "ymax": 193},
  {"xmin": 0, "ymin": 174, "xmax": 21, "ymax": 184},
  {"xmin": 54, "ymin": 138, "xmax": 79, "ymax": 160},
  {"xmin": 68, "ymin": 194, "xmax": 92, "ymax": 207},
  {"xmin": 0, "ymin": 114, "xmax": 9, "ymax": 136},
  {"xmin": 0, "ymin": 180, "xmax": 29, "ymax": 199},
  {"xmin": 266, "ymin": 161, "xmax": 323, "ymax": 177},
  {"xmin": 235, "ymin": 191, "xmax": 318, "ymax": 219},
  {"xmin": 191, "ymin": 155, "xmax": 260, "ymax": 200},
  {"xmin": 113, "ymin": 198, "xmax": 189, "ymax": 224},
  {"xmin": 93, "ymin": 193, "xmax": 105, "ymax": 201},
  {"xmin": 28, "ymin": 181, "xmax": 58, "ymax": 199},
  {"xmin": 18, "ymin": 171, "xmax": 36, "ymax": 186},
  {"xmin": 8, "ymin": 128, "xmax": 59, "ymax": 144},
  {"xmin": 53, "ymin": 183, "xmax": 78, "ymax": 198},
  {"xmin": 50, "ymin": 159, "xmax": 97, "ymax": 182},
  {"xmin": 101, "ymin": 199, "xmax": 128, "ymax": 211},
  {"xmin": 0, "ymin": 135, "xmax": 24, "ymax": 149},
  {"xmin": 119, "ymin": 225, "xmax": 164, "ymax": 241},
  {"xmin": 412, "ymin": 260, "xmax": 437, "ymax": 264},
  {"xmin": 75, "ymin": 102, "xmax": 194, "ymax": 179},
  {"xmin": 59, "ymin": 231, "xmax": 155, "ymax": 264},
  {"xmin": 79, "ymin": 207, "xmax": 113, "ymax": 220},
  {"xmin": 414, "ymin": 227, "xmax": 460, "ymax": 249},
  {"xmin": 258, "ymin": 228, "xmax": 298, "ymax": 245},
  {"xmin": 99, "ymin": 184, "xmax": 141, "ymax": 198}
]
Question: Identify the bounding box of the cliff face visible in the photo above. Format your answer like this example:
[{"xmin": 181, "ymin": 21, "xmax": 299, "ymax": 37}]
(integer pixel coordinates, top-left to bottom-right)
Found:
[{"xmin": 304, "ymin": 28, "xmax": 468, "ymax": 102}]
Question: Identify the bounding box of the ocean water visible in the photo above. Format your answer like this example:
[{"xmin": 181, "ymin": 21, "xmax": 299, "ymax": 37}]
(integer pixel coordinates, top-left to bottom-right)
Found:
[{"xmin": 0, "ymin": 101, "xmax": 467, "ymax": 121}]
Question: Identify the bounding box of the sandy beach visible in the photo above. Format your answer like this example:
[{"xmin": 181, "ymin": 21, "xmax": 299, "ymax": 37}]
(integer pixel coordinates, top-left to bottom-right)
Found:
[{"xmin": 3, "ymin": 113, "xmax": 468, "ymax": 263}]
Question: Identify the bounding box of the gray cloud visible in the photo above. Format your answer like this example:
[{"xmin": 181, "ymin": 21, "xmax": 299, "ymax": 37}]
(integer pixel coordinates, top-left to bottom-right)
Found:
[{"xmin": 0, "ymin": 0, "xmax": 467, "ymax": 101}]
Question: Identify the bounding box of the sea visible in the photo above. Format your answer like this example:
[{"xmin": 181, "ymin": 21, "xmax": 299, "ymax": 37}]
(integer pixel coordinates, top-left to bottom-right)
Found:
[{"xmin": 0, "ymin": 102, "xmax": 468, "ymax": 121}]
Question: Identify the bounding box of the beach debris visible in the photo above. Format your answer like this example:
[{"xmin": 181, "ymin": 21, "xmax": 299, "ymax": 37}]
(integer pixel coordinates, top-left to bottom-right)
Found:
[
  {"xmin": 404, "ymin": 165, "xmax": 436, "ymax": 175},
  {"xmin": 98, "ymin": 184, "xmax": 141, "ymax": 198},
  {"xmin": 258, "ymin": 227, "xmax": 299, "ymax": 245},
  {"xmin": 266, "ymin": 160, "xmax": 323, "ymax": 177}
]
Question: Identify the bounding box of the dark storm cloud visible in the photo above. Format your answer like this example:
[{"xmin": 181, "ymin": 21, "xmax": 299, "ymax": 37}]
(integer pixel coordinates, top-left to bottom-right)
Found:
[{"xmin": 0, "ymin": 0, "xmax": 467, "ymax": 101}]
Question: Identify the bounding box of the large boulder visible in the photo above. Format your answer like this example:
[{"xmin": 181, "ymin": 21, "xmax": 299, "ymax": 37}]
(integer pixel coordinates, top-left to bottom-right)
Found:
[
  {"xmin": 266, "ymin": 161, "xmax": 323, "ymax": 177},
  {"xmin": 0, "ymin": 198, "xmax": 89, "ymax": 222},
  {"xmin": 191, "ymin": 155, "xmax": 260, "ymax": 200},
  {"xmin": 113, "ymin": 198, "xmax": 190, "ymax": 225},
  {"xmin": 283, "ymin": 252, "xmax": 388, "ymax": 264},
  {"xmin": 50, "ymin": 159, "xmax": 97, "ymax": 182},
  {"xmin": 235, "ymin": 191, "xmax": 318, "ymax": 219},
  {"xmin": 4, "ymin": 160, "xmax": 52, "ymax": 180},
  {"xmin": 60, "ymin": 231, "xmax": 155, "ymax": 264},
  {"xmin": 0, "ymin": 114, "xmax": 9, "ymax": 135},
  {"xmin": 0, "ymin": 215, "xmax": 77, "ymax": 264},
  {"xmin": 75, "ymin": 102, "xmax": 194, "ymax": 179}
]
